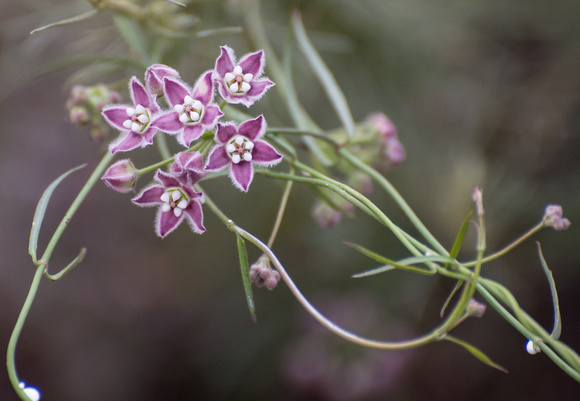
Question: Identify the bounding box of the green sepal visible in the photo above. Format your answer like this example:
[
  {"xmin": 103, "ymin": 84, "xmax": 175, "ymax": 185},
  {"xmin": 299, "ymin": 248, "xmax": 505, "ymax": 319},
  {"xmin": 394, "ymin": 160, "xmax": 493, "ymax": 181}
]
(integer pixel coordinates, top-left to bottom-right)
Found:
[
  {"xmin": 29, "ymin": 164, "xmax": 86, "ymax": 263},
  {"xmin": 536, "ymin": 242, "xmax": 561, "ymax": 340},
  {"xmin": 446, "ymin": 335, "xmax": 508, "ymax": 373},
  {"xmin": 236, "ymin": 233, "xmax": 257, "ymax": 322}
]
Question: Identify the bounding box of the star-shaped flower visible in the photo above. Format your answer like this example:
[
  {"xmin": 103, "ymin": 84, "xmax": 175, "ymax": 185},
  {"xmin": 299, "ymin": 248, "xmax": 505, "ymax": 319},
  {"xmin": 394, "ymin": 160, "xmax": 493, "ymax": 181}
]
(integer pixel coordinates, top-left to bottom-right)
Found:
[
  {"xmin": 102, "ymin": 77, "xmax": 160, "ymax": 153},
  {"xmin": 205, "ymin": 115, "xmax": 282, "ymax": 192},
  {"xmin": 132, "ymin": 158, "xmax": 205, "ymax": 237},
  {"xmin": 151, "ymin": 71, "xmax": 223, "ymax": 147},
  {"xmin": 214, "ymin": 46, "xmax": 275, "ymax": 108}
]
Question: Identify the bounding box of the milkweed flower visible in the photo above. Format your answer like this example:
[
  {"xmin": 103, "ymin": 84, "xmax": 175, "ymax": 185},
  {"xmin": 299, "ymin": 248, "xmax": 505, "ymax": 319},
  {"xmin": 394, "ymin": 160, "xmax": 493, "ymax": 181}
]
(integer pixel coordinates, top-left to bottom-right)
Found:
[
  {"xmin": 214, "ymin": 46, "xmax": 275, "ymax": 108},
  {"xmin": 101, "ymin": 159, "xmax": 138, "ymax": 193},
  {"xmin": 170, "ymin": 151, "xmax": 206, "ymax": 185},
  {"xmin": 151, "ymin": 71, "xmax": 223, "ymax": 147},
  {"xmin": 102, "ymin": 77, "xmax": 160, "ymax": 153},
  {"xmin": 132, "ymin": 157, "xmax": 205, "ymax": 237},
  {"xmin": 205, "ymin": 115, "xmax": 282, "ymax": 192},
  {"xmin": 145, "ymin": 63, "xmax": 180, "ymax": 96}
]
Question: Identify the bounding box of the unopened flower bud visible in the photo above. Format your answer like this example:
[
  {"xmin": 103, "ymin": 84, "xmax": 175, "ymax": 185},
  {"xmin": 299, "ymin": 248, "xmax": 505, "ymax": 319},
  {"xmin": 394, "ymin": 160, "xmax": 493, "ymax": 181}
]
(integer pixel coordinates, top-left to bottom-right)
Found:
[
  {"xmin": 311, "ymin": 200, "xmax": 343, "ymax": 229},
  {"xmin": 542, "ymin": 204, "xmax": 571, "ymax": 231},
  {"xmin": 69, "ymin": 106, "xmax": 90, "ymax": 125},
  {"xmin": 466, "ymin": 298, "xmax": 486, "ymax": 318},
  {"xmin": 101, "ymin": 159, "xmax": 138, "ymax": 193},
  {"xmin": 367, "ymin": 112, "xmax": 397, "ymax": 140},
  {"xmin": 249, "ymin": 256, "xmax": 280, "ymax": 290},
  {"xmin": 145, "ymin": 64, "xmax": 180, "ymax": 96},
  {"xmin": 383, "ymin": 137, "xmax": 406, "ymax": 167},
  {"xmin": 526, "ymin": 340, "xmax": 541, "ymax": 355},
  {"xmin": 265, "ymin": 270, "xmax": 281, "ymax": 290}
]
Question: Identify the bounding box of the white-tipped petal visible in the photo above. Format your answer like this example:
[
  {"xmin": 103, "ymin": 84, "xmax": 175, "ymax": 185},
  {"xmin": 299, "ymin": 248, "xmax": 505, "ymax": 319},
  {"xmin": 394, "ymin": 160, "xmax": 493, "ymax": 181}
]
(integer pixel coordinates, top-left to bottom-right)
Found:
[
  {"xmin": 229, "ymin": 83, "xmax": 239, "ymax": 93},
  {"xmin": 174, "ymin": 104, "xmax": 184, "ymax": 113},
  {"xmin": 126, "ymin": 107, "xmax": 136, "ymax": 116},
  {"xmin": 131, "ymin": 122, "xmax": 141, "ymax": 133},
  {"xmin": 233, "ymin": 66, "xmax": 243, "ymax": 75},
  {"xmin": 192, "ymin": 100, "xmax": 202, "ymax": 110},
  {"xmin": 179, "ymin": 113, "xmax": 189, "ymax": 124},
  {"xmin": 224, "ymin": 72, "xmax": 235, "ymax": 82},
  {"xmin": 135, "ymin": 105, "xmax": 146, "ymax": 114},
  {"xmin": 231, "ymin": 154, "xmax": 241, "ymax": 164},
  {"xmin": 245, "ymin": 140, "xmax": 254, "ymax": 150},
  {"xmin": 162, "ymin": 203, "xmax": 171, "ymax": 213},
  {"xmin": 173, "ymin": 207, "xmax": 183, "ymax": 217},
  {"xmin": 160, "ymin": 192, "xmax": 170, "ymax": 203},
  {"xmin": 243, "ymin": 152, "xmax": 252, "ymax": 162},
  {"xmin": 184, "ymin": 95, "xmax": 194, "ymax": 105},
  {"xmin": 172, "ymin": 190, "xmax": 181, "ymax": 201},
  {"xmin": 243, "ymin": 73, "xmax": 253, "ymax": 82},
  {"xmin": 226, "ymin": 143, "xmax": 236, "ymax": 153},
  {"xmin": 177, "ymin": 199, "xmax": 188, "ymax": 209},
  {"xmin": 138, "ymin": 114, "xmax": 149, "ymax": 124},
  {"xmin": 240, "ymin": 82, "xmax": 251, "ymax": 93},
  {"xmin": 235, "ymin": 136, "xmax": 244, "ymax": 145},
  {"xmin": 190, "ymin": 111, "xmax": 200, "ymax": 121},
  {"xmin": 123, "ymin": 120, "xmax": 133, "ymax": 129}
]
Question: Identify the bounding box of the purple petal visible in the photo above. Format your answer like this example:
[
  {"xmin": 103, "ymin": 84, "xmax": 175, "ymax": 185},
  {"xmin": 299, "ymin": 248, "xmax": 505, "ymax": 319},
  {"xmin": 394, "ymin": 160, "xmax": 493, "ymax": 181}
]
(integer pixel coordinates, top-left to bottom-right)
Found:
[
  {"xmin": 215, "ymin": 122, "xmax": 237, "ymax": 144},
  {"xmin": 184, "ymin": 201, "xmax": 206, "ymax": 234},
  {"xmin": 238, "ymin": 115, "xmax": 265, "ymax": 141},
  {"xmin": 201, "ymin": 104, "xmax": 223, "ymax": 127},
  {"xmin": 102, "ymin": 106, "xmax": 131, "ymax": 131},
  {"xmin": 179, "ymin": 125, "xmax": 204, "ymax": 147},
  {"xmin": 215, "ymin": 81, "xmax": 233, "ymax": 104},
  {"xmin": 192, "ymin": 71, "xmax": 214, "ymax": 105},
  {"xmin": 140, "ymin": 126, "xmax": 158, "ymax": 144},
  {"xmin": 238, "ymin": 50, "xmax": 265, "ymax": 77},
  {"xmin": 215, "ymin": 46, "xmax": 236, "ymax": 78},
  {"xmin": 151, "ymin": 111, "xmax": 183, "ymax": 133},
  {"xmin": 205, "ymin": 145, "xmax": 231, "ymax": 171},
  {"xmin": 164, "ymin": 78, "xmax": 190, "ymax": 107},
  {"xmin": 230, "ymin": 161, "xmax": 254, "ymax": 192},
  {"xmin": 155, "ymin": 169, "xmax": 182, "ymax": 188},
  {"xmin": 252, "ymin": 140, "xmax": 283, "ymax": 166},
  {"xmin": 109, "ymin": 132, "xmax": 144, "ymax": 153},
  {"xmin": 146, "ymin": 64, "xmax": 180, "ymax": 95},
  {"xmin": 130, "ymin": 77, "xmax": 151, "ymax": 108},
  {"xmin": 172, "ymin": 151, "xmax": 204, "ymax": 174},
  {"xmin": 246, "ymin": 79, "xmax": 275, "ymax": 101},
  {"xmin": 156, "ymin": 207, "xmax": 183, "ymax": 238},
  {"xmin": 132, "ymin": 185, "xmax": 165, "ymax": 206}
]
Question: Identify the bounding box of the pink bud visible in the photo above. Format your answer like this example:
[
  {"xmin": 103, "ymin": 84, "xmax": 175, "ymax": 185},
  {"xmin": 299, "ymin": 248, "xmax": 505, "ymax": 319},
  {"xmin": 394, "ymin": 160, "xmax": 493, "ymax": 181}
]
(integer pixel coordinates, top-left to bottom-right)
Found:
[
  {"xmin": 145, "ymin": 64, "xmax": 180, "ymax": 96},
  {"xmin": 542, "ymin": 204, "xmax": 571, "ymax": 231},
  {"xmin": 367, "ymin": 112, "xmax": 397, "ymax": 140},
  {"xmin": 101, "ymin": 159, "xmax": 138, "ymax": 193}
]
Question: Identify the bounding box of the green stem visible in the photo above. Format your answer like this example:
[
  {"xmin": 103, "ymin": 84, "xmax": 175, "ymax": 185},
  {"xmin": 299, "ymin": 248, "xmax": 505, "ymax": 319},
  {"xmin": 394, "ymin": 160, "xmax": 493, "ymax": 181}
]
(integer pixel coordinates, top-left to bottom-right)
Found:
[{"xmin": 266, "ymin": 167, "xmax": 294, "ymax": 248}]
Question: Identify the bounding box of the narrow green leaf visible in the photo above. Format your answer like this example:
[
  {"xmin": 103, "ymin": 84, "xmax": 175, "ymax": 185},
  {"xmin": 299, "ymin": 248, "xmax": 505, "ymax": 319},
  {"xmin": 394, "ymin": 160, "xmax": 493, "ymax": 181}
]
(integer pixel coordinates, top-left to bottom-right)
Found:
[
  {"xmin": 30, "ymin": 9, "xmax": 100, "ymax": 35},
  {"xmin": 45, "ymin": 248, "xmax": 86, "ymax": 281},
  {"xmin": 440, "ymin": 281, "xmax": 464, "ymax": 318},
  {"xmin": 113, "ymin": 14, "xmax": 150, "ymax": 66},
  {"xmin": 345, "ymin": 242, "xmax": 435, "ymax": 277},
  {"xmin": 536, "ymin": 242, "xmax": 562, "ymax": 340},
  {"xmin": 446, "ymin": 335, "xmax": 508, "ymax": 373},
  {"xmin": 236, "ymin": 234, "xmax": 257, "ymax": 322},
  {"xmin": 164, "ymin": 0, "xmax": 186, "ymax": 7},
  {"xmin": 446, "ymin": 209, "xmax": 473, "ymax": 269},
  {"xmin": 29, "ymin": 165, "xmax": 86, "ymax": 262},
  {"xmin": 292, "ymin": 11, "xmax": 355, "ymax": 140}
]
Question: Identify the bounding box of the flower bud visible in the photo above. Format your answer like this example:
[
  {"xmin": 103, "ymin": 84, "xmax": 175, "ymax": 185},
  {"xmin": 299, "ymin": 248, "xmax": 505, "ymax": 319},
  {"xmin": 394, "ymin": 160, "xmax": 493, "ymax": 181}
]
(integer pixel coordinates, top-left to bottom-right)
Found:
[
  {"xmin": 311, "ymin": 200, "xmax": 343, "ymax": 229},
  {"xmin": 69, "ymin": 105, "xmax": 90, "ymax": 125},
  {"xmin": 101, "ymin": 159, "xmax": 138, "ymax": 193},
  {"xmin": 383, "ymin": 137, "xmax": 406, "ymax": 167},
  {"xmin": 367, "ymin": 112, "xmax": 397, "ymax": 140},
  {"xmin": 145, "ymin": 64, "xmax": 180, "ymax": 96},
  {"xmin": 466, "ymin": 298, "xmax": 486, "ymax": 318},
  {"xmin": 542, "ymin": 204, "xmax": 571, "ymax": 231}
]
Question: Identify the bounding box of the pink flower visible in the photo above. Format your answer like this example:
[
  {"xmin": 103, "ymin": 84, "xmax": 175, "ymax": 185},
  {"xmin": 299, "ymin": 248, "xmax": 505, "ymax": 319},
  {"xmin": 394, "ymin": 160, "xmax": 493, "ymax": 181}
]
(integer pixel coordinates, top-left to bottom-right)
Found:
[
  {"xmin": 132, "ymin": 154, "xmax": 206, "ymax": 237},
  {"xmin": 205, "ymin": 115, "xmax": 282, "ymax": 192},
  {"xmin": 145, "ymin": 64, "xmax": 180, "ymax": 96},
  {"xmin": 214, "ymin": 46, "xmax": 275, "ymax": 108},
  {"xmin": 151, "ymin": 71, "xmax": 223, "ymax": 147},
  {"xmin": 101, "ymin": 159, "xmax": 138, "ymax": 193},
  {"xmin": 102, "ymin": 77, "xmax": 160, "ymax": 153}
]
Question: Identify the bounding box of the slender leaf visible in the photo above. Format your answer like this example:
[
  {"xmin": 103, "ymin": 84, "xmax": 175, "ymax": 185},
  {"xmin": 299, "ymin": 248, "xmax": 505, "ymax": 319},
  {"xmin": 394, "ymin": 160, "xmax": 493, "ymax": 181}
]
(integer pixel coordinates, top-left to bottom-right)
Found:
[
  {"xmin": 29, "ymin": 165, "xmax": 86, "ymax": 262},
  {"xmin": 44, "ymin": 248, "xmax": 86, "ymax": 281},
  {"xmin": 292, "ymin": 11, "xmax": 355, "ymax": 140},
  {"xmin": 237, "ymin": 234, "xmax": 257, "ymax": 322},
  {"xmin": 345, "ymin": 242, "xmax": 435, "ymax": 277},
  {"xmin": 30, "ymin": 9, "xmax": 100, "ymax": 35},
  {"xmin": 446, "ymin": 209, "xmax": 473, "ymax": 269},
  {"xmin": 446, "ymin": 335, "xmax": 508, "ymax": 373},
  {"xmin": 440, "ymin": 281, "xmax": 464, "ymax": 318},
  {"xmin": 536, "ymin": 242, "xmax": 562, "ymax": 340}
]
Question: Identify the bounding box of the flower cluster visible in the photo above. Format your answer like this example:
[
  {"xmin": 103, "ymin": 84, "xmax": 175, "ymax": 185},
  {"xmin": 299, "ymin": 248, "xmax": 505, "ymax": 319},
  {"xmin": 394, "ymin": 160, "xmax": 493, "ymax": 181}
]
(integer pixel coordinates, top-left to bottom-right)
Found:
[{"xmin": 101, "ymin": 47, "xmax": 282, "ymax": 237}]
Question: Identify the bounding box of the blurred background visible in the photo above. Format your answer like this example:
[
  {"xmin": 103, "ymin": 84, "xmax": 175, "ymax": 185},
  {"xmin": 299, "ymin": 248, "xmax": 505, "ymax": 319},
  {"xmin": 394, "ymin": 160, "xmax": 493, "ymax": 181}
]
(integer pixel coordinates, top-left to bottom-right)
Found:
[{"xmin": 1, "ymin": 0, "xmax": 580, "ymax": 400}]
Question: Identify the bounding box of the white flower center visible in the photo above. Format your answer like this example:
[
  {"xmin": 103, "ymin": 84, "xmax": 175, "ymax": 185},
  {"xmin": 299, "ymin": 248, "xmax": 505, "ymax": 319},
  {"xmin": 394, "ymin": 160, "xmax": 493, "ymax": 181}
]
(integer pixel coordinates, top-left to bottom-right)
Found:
[
  {"xmin": 160, "ymin": 188, "xmax": 189, "ymax": 217},
  {"xmin": 226, "ymin": 135, "xmax": 254, "ymax": 164},
  {"xmin": 224, "ymin": 65, "xmax": 253, "ymax": 95},
  {"xmin": 173, "ymin": 95, "xmax": 204, "ymax": 125},
  {"xmin": 122, "ymin": 104, "xmax": 151, "ymax": 134}
]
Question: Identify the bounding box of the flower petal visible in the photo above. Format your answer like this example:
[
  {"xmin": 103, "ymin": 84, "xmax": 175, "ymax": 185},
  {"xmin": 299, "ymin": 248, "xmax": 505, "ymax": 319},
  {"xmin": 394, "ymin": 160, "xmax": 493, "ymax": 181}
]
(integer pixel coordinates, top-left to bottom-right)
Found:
[
  {"xmin": 132, "ymin": 185, "xmax": 165, "ymax": 206},
  {"xmin": 246, "ymin": 79, "xmax": 275, "ymax": 101},
  {"xmin": 130, "ymin": 77, "xmax": 151, "ymax": 109},
  {"xmin": 102, "ymin": 106, "xmax": 132, "ymax": 131},
  {"xmin": 146, "ymin": 64, "xmax": 180, "ymax": 95},
  {"xmin": 238, "ymin": 115, "xmax": 265, "ymax": 141},
  {"xmin": 215, "ymin": 122, "xmax": 238, "ymax": 144},
  {"xmin": 156, "ymin": 206, "xmax": 183, "ymax": 237},
  {"xmin": 238, "ymin": 49, "xmax": 265, "ymax": 77},
  {"xmin": 155, "ymin": 169, "xmax": 182, "ymax": 188},
  {"xmin": 179, "ymin": 125, "xmax": 204, "ymax": 147},
  {"xmin": 151, "ymin": 111, "xmax": 183, "ymax": 133},
  {"xmin": 192, "ymin": 70, "xmax": 214, "ymax": 105},
  {"xmin": 205, "ymin": 145, "xmax": 231, "ymax": 171},
  {"xmin": 252, "ymin": 140, "xmax": 283, "ymax": 166},
  {"xmin": 215, "ymin": 46, "xmax": 236, "ymax": 78},
  {"xmin": 184, "ymin": 200, "xmax": 206, "ymax": 234},
  {"xmin": 200, "ymin": 104, "xmax": 224, "ymax": 127},
  {"xmin": 109, "ymin": 131, "xmax": 145, "ymax": 153},
  {"xmin": 230, "ymin": 161, "xmax": 254, "ymax": 192},
  {"xmin": 164, "ymin": 78, "xmax": 190, "ymax": 108}
]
